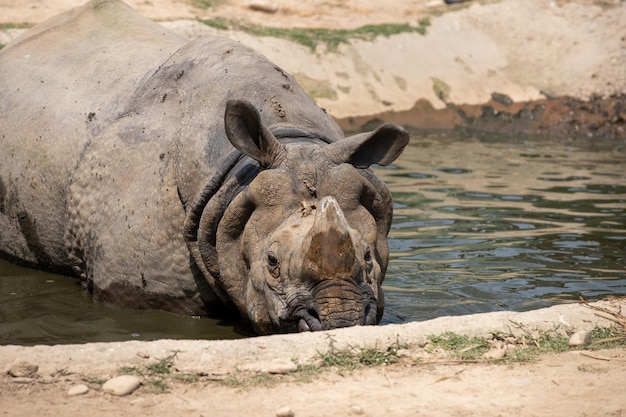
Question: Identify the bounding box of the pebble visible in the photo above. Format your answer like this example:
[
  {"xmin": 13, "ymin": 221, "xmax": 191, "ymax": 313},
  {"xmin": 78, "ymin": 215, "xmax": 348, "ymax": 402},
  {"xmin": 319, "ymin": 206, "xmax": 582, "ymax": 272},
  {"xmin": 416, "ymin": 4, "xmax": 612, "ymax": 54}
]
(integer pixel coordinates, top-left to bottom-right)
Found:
[
  {"xmin": 136, "ymin": 351, "xmax": 150, "ymax": 359},
  {"xmin": 267, "ymin": 359, "xmax": 298, "ymax": 374},
  {"xmin": 568, "ymin": 330, "xmax": 591, "ymax": 346},
  {"xmin": 8, "ymin": 361, "xmax": 38, "ymax": 378},
  {"xmin": 395, "ymin": 349, "xmax": 411, "ymax": 358},
  {"xmin": 350, "ymin": 405, "xmax": 365, "ymax": 415},
  {"xmin": 102, "ymin": 375, "xmax": 142, "ymax": 396},
  {"xmin": 276, "ymin": 406, "xmax": 294, "ymax": 417},
  {"xmin": 249, "ymin": 1, "xmax": 278, "ymax": 13},
  {"xmin": 68, "ymin": 384, "xmax": 89, "ymax": 396},
  {"xmin": 482, "ymin": 348, "xmax": 507, "ymax": 360},
  {"xmin": 11, "ymin": 377, "xmax": 34, "ymax": 384},
  {"xmin": 241, "ymin": 359, "xmax": 298, "ymax": 374}
]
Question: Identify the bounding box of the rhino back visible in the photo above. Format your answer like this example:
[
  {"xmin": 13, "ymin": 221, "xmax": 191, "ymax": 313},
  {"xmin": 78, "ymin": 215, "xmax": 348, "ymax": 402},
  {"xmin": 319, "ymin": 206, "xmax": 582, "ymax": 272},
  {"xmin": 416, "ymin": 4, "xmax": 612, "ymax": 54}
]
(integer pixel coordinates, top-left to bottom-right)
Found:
[
  {"xmin": 0, "ymin": 0, "xmax": 345, "ymax": 315},
  {"xmin": 139, "ymin": 35, "xmax": 345, "ymax": 203},
  {"xmin": 0, "ymin": 0, "xmax": 186, "ymax": 268}
]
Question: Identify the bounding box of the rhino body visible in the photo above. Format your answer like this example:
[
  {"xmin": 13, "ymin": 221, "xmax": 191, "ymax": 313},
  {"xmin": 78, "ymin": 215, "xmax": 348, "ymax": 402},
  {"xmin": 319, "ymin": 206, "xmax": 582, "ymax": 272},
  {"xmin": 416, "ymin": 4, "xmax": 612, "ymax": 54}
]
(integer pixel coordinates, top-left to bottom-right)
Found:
[{"xmin": 0, "ymin": 0, "xmax": 408, "ymax": 334}]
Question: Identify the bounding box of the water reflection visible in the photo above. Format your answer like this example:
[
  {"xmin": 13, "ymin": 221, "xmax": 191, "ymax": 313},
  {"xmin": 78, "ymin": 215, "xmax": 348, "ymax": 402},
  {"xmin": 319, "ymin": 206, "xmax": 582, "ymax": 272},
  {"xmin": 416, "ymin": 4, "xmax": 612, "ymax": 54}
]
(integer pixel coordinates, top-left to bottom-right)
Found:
[
  {"xmin": 0, "ymin": 262, "xmax": 252, "ymax": 345},
  {"xmin": 378, "ymin": 133, "xmax": 625, "ymax": 323},
  {"xmin": 1, "ymin": 133, "xmax": 624, "ymax": 344}
]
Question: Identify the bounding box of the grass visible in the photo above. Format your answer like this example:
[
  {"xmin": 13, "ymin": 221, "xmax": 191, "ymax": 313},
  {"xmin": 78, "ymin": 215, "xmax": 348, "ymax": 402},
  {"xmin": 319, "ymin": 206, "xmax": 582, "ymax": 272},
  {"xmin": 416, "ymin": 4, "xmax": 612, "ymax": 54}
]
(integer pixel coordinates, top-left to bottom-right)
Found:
[
  {"xmin": 317, "ymin": 336, "xmax": 402, "ymax": 370},
  {"xmin": 424, "ymin": 319, "xmax": 625, "ymax": 365},
  {"xmin": 0, "ymin": 22, "xmax": 32, "ymax": 30},
  {"xmin": 192, "ymin": 0, "xmax": 226, "ymax": 8},
  {"xmin": 88, "ymin": 322, "xmax": 624, "ymax": 392},
  {"xmin": 426, "ymin": 332, "xmax": 491, "ymax": 360},
  {"xmin": 95, "ymin": 298, "xmax": 625, "ymax": 391},
  {"xmin": 118, "ymin": 352, "xmax": 200, "ymax": 393},
  {"xmin": 0, "ymin": 12, "xmax": 430, "ymax": 53},
  {"xmin": 200, "ymin": 18, "xmax": 431, "ymax": 51}
]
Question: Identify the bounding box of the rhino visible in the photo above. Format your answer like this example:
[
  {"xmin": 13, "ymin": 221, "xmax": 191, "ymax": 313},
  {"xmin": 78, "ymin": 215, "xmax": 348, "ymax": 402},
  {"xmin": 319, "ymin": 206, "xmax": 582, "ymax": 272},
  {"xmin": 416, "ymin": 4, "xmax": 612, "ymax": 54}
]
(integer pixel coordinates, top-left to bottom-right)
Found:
[{"xmin": 0, "ymin": 0, "xmax": 408, "ymax": 334}]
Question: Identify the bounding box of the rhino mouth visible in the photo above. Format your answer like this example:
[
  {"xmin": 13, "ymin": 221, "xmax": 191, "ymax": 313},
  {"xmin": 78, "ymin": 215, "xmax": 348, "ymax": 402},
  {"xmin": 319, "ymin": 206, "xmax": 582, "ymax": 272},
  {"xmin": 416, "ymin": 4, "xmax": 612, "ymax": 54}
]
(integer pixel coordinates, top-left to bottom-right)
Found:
[
  {"xmin": 297, "ymin": 312, "xmax": 323, "ymax": 332},
  {"xmin": 287, "ymin": 281, "xmax": 378, "ymax": 332}
]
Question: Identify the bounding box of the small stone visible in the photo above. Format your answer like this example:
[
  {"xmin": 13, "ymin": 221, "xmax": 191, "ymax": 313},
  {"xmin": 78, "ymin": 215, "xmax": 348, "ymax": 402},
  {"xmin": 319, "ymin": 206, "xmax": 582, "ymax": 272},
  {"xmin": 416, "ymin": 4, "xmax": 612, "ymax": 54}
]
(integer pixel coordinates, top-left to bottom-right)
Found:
[
  {"xmin": 11, "ymin": 377, "xmax": 34, "ymax": 384},
  {"xmin": 267, "ymin": 359, "xmax": 298, "ymax": 374},
  {"xmin": 136, "ymin": 351, "xmax": 150, "ymax": 359},
  {"xmin": 8, "ymin": 361, "xmax": 38, "ymax": 378},
  {"xmin": 350, "ymin": 405, "xmax": 365, "ymax": 415},
  {"xmin": 103, "ymin": 375, "xmax": 141, "ymax": 396},
  {"xmin": 569, "ymin": 330, "xmax": 591, "ymax": 346},
  {"xmin": 68, "ymin": 384, "xmax": 89, "ymax": 396},
  {"xmin": 249, "ymin": 1, "xmax": 278, "ymax": 13},
  {"xmin": 482, "ymin": 348, "xmax": 507, "ymax": 360},
  {"xmin": 395, "ymin": 349, "xmax": 411, "ymax": 358},
  {"xmin": 276, "ymin": 406, "xmax": 294, "ymax": 417}
]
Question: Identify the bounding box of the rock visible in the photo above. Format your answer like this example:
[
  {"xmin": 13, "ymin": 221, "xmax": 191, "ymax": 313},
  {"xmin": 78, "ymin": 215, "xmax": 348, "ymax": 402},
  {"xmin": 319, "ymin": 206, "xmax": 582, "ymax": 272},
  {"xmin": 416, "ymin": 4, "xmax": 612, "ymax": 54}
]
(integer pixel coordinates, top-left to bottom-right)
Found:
[
  {"xmin": 102, "ymin": 375, "xmax": 141, "ymax": 396},
  {"xmin": 491, "ymin": 92, "xmax": 514, "ymax": 106},
  {"xmin": 249, "ymin": 1, "xmax": 278, "ymax": 13},
  {"xmin": 350, "ymin": 405, "xmax": 365, "ymax": 415},
  {"xmin": 482, "ymin": 348, "xmax": 507, "ymax": 360},
  {"xmin": 11, "ymin": 377, "xmax": 34, "ymax": 384},
  {"xmin": 395, "ymin": 348, "xmax": 411, "ymax": 358},
  {"xmin": 276, "ymin": 406, "xmax": 294, "ymax": 417},
  {"xmin": 569, "ymin": 330, "xmax": 591, "ymax": 346},
  {"xmin": 136, "ymin": 351, "xmax": 150, "ymax": 359},
  {"xmin": 240, "ymin": 359, "xmax": 298, "ymax": 374},
  {"xmin": 267, "ymin": 359, "xmax": 298, "ymax": 374},
  {"xmin": 68, "ymin": 384, "xmax": 89, "ymax": 396},
  {"xmin": 8, "ymin": 361, "xmax": 38, "ymax": 378}
]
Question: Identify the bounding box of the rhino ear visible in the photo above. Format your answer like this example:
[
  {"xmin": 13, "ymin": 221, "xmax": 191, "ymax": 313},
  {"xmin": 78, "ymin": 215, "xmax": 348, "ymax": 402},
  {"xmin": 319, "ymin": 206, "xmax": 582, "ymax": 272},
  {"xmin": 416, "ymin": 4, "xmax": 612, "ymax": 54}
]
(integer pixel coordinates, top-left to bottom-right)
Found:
[
  {"xmin": 224, "ymin": 100, "xmax": 285, "ymax": 168},
  {"xmin": 325, "ymin": 124, "xmax": 409, "ymax": 168}
]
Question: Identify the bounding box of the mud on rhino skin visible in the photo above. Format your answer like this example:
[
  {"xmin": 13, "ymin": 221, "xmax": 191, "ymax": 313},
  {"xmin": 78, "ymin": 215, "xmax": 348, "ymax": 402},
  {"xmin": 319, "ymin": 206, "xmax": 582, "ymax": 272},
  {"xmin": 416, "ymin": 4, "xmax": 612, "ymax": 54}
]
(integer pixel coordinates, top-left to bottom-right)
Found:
[{"xmin": 0, "ymin": 0, "xmax": 408, "ymax": 334}]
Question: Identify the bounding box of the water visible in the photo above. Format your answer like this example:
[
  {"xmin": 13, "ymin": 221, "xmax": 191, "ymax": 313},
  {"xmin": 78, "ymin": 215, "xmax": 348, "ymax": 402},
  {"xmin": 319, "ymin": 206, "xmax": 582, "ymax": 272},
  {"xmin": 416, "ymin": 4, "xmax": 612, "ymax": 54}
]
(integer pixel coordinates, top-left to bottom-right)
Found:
[
  {"xmin": 1, "ymin": 133, "xmax": 624, "ymax": 344},
  {"xmin": 379, "ymin": 133, "xmax": 626, "ymax": 323}
]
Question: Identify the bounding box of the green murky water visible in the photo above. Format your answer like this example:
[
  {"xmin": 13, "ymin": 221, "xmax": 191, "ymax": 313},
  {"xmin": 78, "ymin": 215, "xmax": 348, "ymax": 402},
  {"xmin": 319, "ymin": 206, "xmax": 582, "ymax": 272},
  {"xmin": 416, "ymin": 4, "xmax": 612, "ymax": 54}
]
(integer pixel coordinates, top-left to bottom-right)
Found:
[{"xmin": 1, "ymin": 133, "xmax": 624, "ymax": 344}]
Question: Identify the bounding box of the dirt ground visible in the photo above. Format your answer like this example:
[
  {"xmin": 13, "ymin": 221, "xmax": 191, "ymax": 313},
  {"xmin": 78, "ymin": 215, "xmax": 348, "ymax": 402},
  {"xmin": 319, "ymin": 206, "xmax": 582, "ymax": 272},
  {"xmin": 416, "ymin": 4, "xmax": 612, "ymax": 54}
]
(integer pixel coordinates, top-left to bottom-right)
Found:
[
  {"xmin": 2, "ymin": 300, "xmax": 625, "ymax": 417},
  {"xmin": 1, "ymin": 1, "xmax": 625, "ymax": 416}
]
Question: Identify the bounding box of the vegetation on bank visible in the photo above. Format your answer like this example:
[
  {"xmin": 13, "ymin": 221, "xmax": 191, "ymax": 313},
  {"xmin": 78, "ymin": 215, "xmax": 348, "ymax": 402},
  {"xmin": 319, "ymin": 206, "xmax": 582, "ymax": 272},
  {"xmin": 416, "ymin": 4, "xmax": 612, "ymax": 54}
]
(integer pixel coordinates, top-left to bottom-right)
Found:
[
  {"xmin": 0, "ymin": 16, "xmax": 431, "ymax": 53},
  {"xmin": 76, "ymin": 298, "xmax": 624, "ymax": 393},
  {"xmin": 200, "ymin": 18, "xmax": 432, "ymax": 51},
  {"xmin": 91, "ymin": 319, "xmax": 624, "ymax": 393}
]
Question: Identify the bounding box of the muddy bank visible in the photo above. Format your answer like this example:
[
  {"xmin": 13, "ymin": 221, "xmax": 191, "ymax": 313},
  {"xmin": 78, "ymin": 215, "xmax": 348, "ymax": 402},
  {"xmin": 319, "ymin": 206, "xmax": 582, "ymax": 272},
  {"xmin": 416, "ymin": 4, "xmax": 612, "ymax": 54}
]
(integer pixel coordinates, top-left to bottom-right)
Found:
[
  {"xmin": 2, "ymin": 0, "xmax": 624, "ymax": 126},
  {"xmin": 338, "ymin": 94, "xmax": 626, "ymax": 139}
]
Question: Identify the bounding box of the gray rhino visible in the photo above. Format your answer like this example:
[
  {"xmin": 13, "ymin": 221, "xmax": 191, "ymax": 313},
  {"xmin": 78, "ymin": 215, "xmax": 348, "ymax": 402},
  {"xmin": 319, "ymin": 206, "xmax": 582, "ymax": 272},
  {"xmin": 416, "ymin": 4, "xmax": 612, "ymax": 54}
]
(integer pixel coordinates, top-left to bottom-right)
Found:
[{"xmin": 0, "ymin": 0, "xmax": 408, "ymax": 334}]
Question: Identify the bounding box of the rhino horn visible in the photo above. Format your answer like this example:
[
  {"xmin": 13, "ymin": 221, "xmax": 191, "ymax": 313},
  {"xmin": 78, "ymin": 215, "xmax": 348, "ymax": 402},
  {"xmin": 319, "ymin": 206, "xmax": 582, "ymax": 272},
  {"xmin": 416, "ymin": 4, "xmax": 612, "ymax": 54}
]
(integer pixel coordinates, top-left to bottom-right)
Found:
[
  {"xmin": 224, "ymin": 99, "xmax": 285, "ymax": 168},
  {"xmin": 297, "ymin": 196, "xmax": 377, "ymax": 331},
  {"xmin": 324, "ymin": 123, "xmax": 409, "ymax": 169},
  {"xmin": 303, "ymin": 196, "xmax": 356, "ymax": 280}
]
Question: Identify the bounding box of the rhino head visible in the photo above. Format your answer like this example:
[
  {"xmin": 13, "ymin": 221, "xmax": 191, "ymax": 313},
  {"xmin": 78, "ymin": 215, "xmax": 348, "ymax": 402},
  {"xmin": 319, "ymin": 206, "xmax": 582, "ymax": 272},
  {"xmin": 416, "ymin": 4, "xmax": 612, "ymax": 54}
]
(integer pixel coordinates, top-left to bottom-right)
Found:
[{"xmin": 188, "ymin": 100, "xmax": 408, "ymax": 334}]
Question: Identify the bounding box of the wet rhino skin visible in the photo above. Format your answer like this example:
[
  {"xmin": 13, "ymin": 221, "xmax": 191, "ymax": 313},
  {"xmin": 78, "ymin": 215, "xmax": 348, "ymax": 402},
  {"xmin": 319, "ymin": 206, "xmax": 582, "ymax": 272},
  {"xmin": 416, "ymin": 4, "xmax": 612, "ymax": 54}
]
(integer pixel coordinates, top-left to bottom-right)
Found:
[{"xmin": 0, "ymin": 0, "xmax": 408, "ymax": 334}]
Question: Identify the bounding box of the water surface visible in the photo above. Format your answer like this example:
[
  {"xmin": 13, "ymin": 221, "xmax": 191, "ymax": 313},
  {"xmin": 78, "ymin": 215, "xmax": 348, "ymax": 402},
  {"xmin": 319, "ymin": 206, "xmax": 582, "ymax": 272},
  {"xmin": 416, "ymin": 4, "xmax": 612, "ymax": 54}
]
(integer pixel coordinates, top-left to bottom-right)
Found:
[
  {"xmin": 380, "ymin": 133, "xmax": 625, "ymax": 323},
  {"xmin": 1, "ymin": 133, "xmax": 624, "ymax": 344}
]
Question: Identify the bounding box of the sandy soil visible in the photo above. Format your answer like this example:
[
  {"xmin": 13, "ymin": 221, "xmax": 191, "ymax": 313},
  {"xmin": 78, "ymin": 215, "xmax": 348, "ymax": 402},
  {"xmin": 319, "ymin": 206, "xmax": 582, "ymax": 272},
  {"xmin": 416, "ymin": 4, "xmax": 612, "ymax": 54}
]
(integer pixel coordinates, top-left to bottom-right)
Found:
[
  {"xmin": 1, "ymin": 1, "xmax": 625, "ymax": 416},
  {"xmin": 1, "ymin": 0, "xmax": 624, "ymax": 119}
]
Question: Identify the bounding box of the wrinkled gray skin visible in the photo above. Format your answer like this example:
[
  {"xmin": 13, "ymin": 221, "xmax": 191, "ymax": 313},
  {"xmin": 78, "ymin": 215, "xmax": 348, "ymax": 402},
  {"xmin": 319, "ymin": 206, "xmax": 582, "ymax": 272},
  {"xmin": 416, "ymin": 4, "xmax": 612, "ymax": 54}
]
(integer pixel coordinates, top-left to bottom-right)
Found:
[{"xmin": 0, "ymin": 0, "xmax": 408, "ymax": 334}]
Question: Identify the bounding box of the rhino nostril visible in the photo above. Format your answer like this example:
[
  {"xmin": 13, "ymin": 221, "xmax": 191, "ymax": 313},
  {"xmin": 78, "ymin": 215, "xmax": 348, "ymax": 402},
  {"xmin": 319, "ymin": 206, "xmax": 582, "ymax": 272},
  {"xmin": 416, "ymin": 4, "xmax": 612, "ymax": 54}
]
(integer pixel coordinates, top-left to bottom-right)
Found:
[
  {"xmin": 307, "ymin": 307, "xmax": 320, "ymax": 322},
  {"xmin": 297, "ymin": 307, "xmax": 322, "ymax": 332}
]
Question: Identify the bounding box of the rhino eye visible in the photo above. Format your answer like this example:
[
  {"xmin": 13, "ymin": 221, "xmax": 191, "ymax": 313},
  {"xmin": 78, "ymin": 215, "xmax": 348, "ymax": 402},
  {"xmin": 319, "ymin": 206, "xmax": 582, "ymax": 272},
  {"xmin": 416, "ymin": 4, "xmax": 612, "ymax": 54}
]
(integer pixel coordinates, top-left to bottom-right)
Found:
[{"xmin": 267, "ymin": 252, "xmax": 280, "ymax": 278}]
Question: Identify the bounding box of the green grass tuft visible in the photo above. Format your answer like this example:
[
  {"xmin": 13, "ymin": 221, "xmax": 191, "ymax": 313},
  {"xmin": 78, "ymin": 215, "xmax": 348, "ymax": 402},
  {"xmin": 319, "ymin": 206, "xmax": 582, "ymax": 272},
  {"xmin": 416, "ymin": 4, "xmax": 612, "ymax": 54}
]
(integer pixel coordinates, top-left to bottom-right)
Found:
[{"xmin": 200, "ymin": 18, "xmax": 431, "ymax": 51}]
